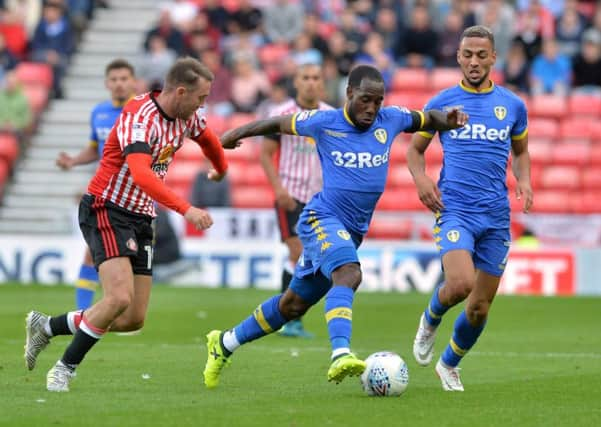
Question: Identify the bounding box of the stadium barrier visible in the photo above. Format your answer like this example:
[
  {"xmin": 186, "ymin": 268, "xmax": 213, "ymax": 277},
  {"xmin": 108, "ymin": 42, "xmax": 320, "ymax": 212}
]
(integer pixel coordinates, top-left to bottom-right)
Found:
[{"xmin": 0, "ymin": 234, "xmax": 587, "ymax": 295}]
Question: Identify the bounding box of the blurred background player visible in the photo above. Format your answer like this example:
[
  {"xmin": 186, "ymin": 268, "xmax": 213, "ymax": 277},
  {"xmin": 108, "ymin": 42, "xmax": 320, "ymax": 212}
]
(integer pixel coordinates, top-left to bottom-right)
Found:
[
  {"xmin": 26, "ymin": 57, "xmax": 232, "ymax": 392},
  {"xmin": 56, "ymin": 58, "xmax": 137, "ymax": 311},
  {"xmin": 260, "ymin": 62, "xmax": 333, "ymax": 338},
  {"xmin": 203, "ymin": 65, "xmax": 467, "ymax": 389},
  {"xmin": 408, "ymin": 26, "xmax": 532, "ymax": 392}
]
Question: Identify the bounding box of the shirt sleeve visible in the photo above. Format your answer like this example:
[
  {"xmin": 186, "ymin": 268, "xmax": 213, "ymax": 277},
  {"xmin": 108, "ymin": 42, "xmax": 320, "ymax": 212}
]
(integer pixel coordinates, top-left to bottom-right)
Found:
[
  {"xmin": 383, "ymin": 106, "xmax": 424, "ymax": 134},
  {"xmin": 117, "ymin": 111, "xmax": 156, "ymax": 154},
  {"xmin": 89, "ymin": 108, "xmax": 98, "ymax": 147},
  {"xmin": 417, "ymin": 96, "xmax": 440, "ymax": 139},
  {"xmin": 511, "ymin": 98, "xmax": 528, "ymax": 141},
  {"xmin": 290, "ymin": 109, "xmax": 327, "ymax": 140}
]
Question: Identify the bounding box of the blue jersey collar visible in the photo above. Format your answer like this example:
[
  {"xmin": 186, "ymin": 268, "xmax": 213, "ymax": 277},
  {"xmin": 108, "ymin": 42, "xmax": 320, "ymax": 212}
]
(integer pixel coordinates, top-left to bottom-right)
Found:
[{"xmin": 459, "ymin": 80, "xmax": 495, "ymax": 94}]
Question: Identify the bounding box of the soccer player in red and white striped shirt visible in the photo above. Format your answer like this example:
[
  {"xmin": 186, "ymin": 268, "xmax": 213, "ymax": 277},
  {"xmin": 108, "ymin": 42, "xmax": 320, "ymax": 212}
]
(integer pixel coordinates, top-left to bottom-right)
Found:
[
  {"xmin": 260, "ymin": 63, "xmax": 334, "ymax": 337},
  {"xmin": 25, "ymin": 58, "xmax": 234, "ymax": 392}
]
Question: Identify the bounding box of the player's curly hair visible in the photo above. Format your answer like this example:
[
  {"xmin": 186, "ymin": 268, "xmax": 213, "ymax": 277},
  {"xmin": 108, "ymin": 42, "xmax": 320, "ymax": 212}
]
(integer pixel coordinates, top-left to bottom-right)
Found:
[
  {"xmin": 164, "ymin": 57, "xmax": 214, "ymax": 91},
  {"xmin": 347, "ymin": 65, "xmax": 384, "ymax": 89},
  {"xmin": 461, "ymin": 25, "xmax": 495, "ymax": 48}
]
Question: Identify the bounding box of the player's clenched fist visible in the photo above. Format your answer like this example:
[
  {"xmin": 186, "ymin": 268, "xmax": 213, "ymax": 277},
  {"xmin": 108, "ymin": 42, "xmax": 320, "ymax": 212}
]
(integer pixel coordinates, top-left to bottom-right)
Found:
[
  {"xmin": 184, "ymin": 206, "xmax": 213, "ymax": 230},
  {"xmin": 56, "ymin": 152, "xmax": 74, "ymax": 170},
  {"xmin": 446, "ymin": 109, "xmax": 469, "ymax": 128}
]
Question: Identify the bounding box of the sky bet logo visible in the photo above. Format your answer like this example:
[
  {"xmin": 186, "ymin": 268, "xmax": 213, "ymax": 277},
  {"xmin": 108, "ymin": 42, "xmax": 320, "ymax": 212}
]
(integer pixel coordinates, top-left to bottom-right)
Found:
[{"xmin": 449, "ymin": 124, "xmax": 511, "ymax": 141}]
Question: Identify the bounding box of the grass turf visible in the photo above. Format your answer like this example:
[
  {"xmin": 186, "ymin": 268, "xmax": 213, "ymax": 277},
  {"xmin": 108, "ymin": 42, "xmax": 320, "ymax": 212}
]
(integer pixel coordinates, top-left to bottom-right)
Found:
[{"xmin": 0, "ymin": 284, "xmax": 600, "ymax": 427}]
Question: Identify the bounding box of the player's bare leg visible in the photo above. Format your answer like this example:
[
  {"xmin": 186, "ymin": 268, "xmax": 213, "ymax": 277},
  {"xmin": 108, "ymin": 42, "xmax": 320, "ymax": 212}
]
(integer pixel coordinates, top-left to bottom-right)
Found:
[
  {"xmin": 414, "ymin": 250, "xmax": 474, "ymax": 366},
  {"xmin": 109, "ymin": 274, "xmax": 152, "ymax": 333},
  {"xmin": 47, "ymin": 257, "xmax": 135, "ymax": 392}
]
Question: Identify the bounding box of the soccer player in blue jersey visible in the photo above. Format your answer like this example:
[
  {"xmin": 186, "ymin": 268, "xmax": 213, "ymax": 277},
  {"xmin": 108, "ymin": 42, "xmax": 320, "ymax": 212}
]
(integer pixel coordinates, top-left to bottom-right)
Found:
[
  {"xmin": 408, "ymin": 26, "xmax": 533, "ymax": 391},
  {"xmin": 203, "ymin": 64, "xmax": 468, "ymax": 389},
  {"xmin": 56, "ymin": 59, "xmax": 136, "ymax": 310}
]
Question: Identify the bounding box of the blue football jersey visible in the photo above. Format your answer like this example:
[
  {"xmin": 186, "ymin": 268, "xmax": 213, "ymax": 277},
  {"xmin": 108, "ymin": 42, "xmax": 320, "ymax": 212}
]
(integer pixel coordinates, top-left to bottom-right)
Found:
[
  {"xmin": 89, "ymin": 100, "xmax": 124, "ymax": 157},
  {"xmin": 292, "ymin": 106, "xmax": 417, "ymax": 235},
  {"xmin": 419, "ymin": 82, "xmax": 528, "ymax": 213}
]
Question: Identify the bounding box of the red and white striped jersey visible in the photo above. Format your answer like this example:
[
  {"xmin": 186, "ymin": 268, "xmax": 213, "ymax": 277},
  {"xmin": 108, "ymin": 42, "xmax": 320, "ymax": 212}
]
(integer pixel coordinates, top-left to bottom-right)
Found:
[
  {"xmin": 269, "ymin": 99, "xmax": 334, "ymax": 203},
  {"xmin": 88, "ymin": 91, "xmax": 207, "ymax": 217}
]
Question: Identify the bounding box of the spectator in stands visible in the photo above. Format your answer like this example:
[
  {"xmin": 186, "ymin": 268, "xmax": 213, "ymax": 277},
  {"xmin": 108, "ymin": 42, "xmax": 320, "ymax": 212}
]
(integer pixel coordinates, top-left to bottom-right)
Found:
[
  {"xmin": 373, "ymin": 7, "xmax": 401, "ymax": 53},
  {"xmin": 395, "ymin": 5, "xmax": 438, "ymax": 69},
  {"xmin": 555, "ymin": 0, "xmax": 588, "ymax": 58},
  {"xmin": 302, "ymin": 13, "xmax": 329, "ymax": 57},
  {"xmin": 200, "ymin": 50, "xmax": 233, "ymax": 116},
  {"xmin": 530, "ymin": 38, "xmax": 571, "ymax": 96},
  {"xmin": 503, "ymin": 40, "xmax": 531, "ymax": 94},
  {"xmin": 475, "ymin": 0, "xmax": 516, "ymax": 68},
  {"xmin": 290, "ymin": 32, "xmax": 322, "ymax": 66},
  {"xmin": 186, "ymin": 11, "xmax": 220, "ymax": 54},
  {"xmin": 30, "ymin": 1, "xmax": 75, "ymax": 99},
  {"xmin": 143, "ymin": 9, "xmax": 185, "ymax": 56},
  {"xmin": 326, "ymin": 30, "xmax": 354, "ymax": 76},
  {"xmin": 66, "ymin": 0, "xmax": 93, "ymax": 42},
  {"xmin": 0, "ymin": 32, "xmax": 17, "ymax": 80},
  {"xmin": 0, "ymin": 70, "xmax": 32, "ymax": 138},
  {"xmin": 263, "ymin": 0, "xmax": 304, "ymax": 44},
  {"xmin": 589, "ymin": 6, "xmax": 601, "ymax": 35},
  {"xmin": 227, "ymin": 0, "xmax": 262, "ymax": 35},
  {"xmin": 202, "ymin": 0, "xmax": 230, "ymax": 35},
  {"xmin": 160, "ymin": 0, "xmax": 198, "ymax": 33},
  {"xmin": 230, "ymin": 52, "xmax": 271, "ymax": 113},
  {"xmin": 0, "ymin": 5, "xmax": 28, "ymax": 59},
  {"xmin": 137, "ymin": 34, "xmax": 177, "ymax": 91},
  {"xmin": 571, "ymin": 28, "xmax": 601, "ymax": 95},
  {"xmin": 302, "ymin": 0, "xmax": 345, "ymax": 23},
  {"xmin": 355, "ymin": 32, "xmax": 394, "ymax": 90},
  {"xmin": 3, "ymin": 0, "xmax": 42, "ymax": 38},
  {"xmin": 338, "ymin": 9, "xmax": 366, "ymax": 59},
  {"xmin": 437, "ymin": 10, "xmax": 464, "ymax": 67},
  {"xmin": 513, "ymin": 10, "xmax": 543, "ymax": 62},
  {"xmin": 321, "ymin": 56, "xmax": 343, "ymax": 107},
  {"xmin": 516, "ymin": 0, "xmax": 555, "ymax": 40},
  {"xmin": 256, "ymin": 77, "xmax": 291, "ymax": 119},
  {"xmin": 184, "ymin": 29, "xmax": 216, "ymax": 59},
  {"xmin": 190, "ymin": 158, "xmax": 232, "ymax": 208}
]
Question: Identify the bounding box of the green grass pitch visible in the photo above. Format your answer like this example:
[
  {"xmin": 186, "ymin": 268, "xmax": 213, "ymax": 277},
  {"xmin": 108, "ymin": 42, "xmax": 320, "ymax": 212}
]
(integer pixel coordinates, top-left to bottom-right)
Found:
[{"xmin": 1, "ymin": 284, "xmax": 600, "ymax": 427}]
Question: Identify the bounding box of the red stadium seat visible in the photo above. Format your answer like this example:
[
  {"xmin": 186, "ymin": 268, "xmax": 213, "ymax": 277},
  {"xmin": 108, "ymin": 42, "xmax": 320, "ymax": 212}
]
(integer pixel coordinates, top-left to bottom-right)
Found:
[
  {"xmin": 0, "ymin": 133, "xmax": 19, "ymax": 165},
  {"xmin": 227, "ymin": 113, "xmax": 257, "ymax": 131},
  {"xmin": 589, "ymin": 144, "xmax": 601, "ymax": 165},
  {"xmin": 530, "ymin": 95, "xmax": 567, "ymax": 119},
  {"xmin": 22, "ymin": 85, "xmax": 49, "ymax": 115},
  {"xmin": 204, "ymin": 114, "xmax": 228, "ymax": 136},
  {"xmin": 231, "ymin": 185, "xmax": 273, "ymax": 208},
  {"xmin": 391, "ymin": 68, "xmax": 429, "ymax": 92},
  {"xmin": 590, "ymin": 122, "xmax": 601, "ymax": 142},
  {"xmin": 387, "ymin": 167, "xmax": 415, "ymax": 188},
  {"xmin": 540, "ymin": 166, "xmax": 581, "ymax": 190},
  {"xmin": 389, "ymin": 139, "xmax": 407, "ymax": 164},
  {"xmin": 527, "ymin": 140, "xmax": 553, "ymax": 165},
  {"xmin": 366, "ymin": 217, "xmax": 413, "ymax": 240},
  {"xmin": 377, "ymin": 189, "xmax": 425, "ymax": 211},
  {"xmin": 430, "ymin": 68, "xmax": 462, "ymax": 91},
  {"xmin": 15, "ymin": 62, "xmax": 53, "ymax": 89},
  {"xmin": 581, "ymin": 168, "xmax": 601, "ymax": 189},
  {"xmin": 559, "ymin": 117, "xmax": 593, "ymax": 142},
  {"xmin": 385, "ymin": 90, "xmax": 432, "ymax": 110},
  {"xmin": 571, "ymin": 191, "xmax": 601, "ymax": 214},
  {"xmin": 168, "ymin": 161, "xmax": 200, "ymax": 187},
  {"xmin": 176, "ymin": 138, "xmax": 203, "ymax": 161},
  {"xmin": 490, "ymin": 69, "xmax": 505, "ymax": 85},
  {"xmin": 530, "ymin": 190, "xmax": 571, "ymax": 213},
  {"xmin": 0, "ymin": 158, "xmax": 9, "ymax": 184},
  {"xmin": 258, "ymin": 44, "xmax": 290, "ymax": 66},
  {"xmin": 550, "ymin": 143, "xmax": 590, "ymax": 166},
  {"xmin": 508, "ymin": 164, "xmax": 543, "ymax": 190},
  {"xmin": 528, "ymin": 118, "xmax": 559, "ymax": 140},
  {"xmin": 568, "ymin": 94, "xmax": 601, "ymax": 116},
  {"xmin": 424, "ymin": 142, "xmax": 443, "ymax": 163},
  {"xmin": 224, "ymin": 140, "xmax": 259, "ymax": 162},
  {"xmin": 169, "ymin": 182, "xmax": 191, "ymax": 200}
]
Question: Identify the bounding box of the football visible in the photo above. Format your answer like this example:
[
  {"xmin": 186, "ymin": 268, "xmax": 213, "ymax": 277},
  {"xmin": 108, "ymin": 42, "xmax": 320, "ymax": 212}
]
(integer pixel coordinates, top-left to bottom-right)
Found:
[{"xmin": 360, "ymin": 352, "xmax": 409, "ymax": 397}]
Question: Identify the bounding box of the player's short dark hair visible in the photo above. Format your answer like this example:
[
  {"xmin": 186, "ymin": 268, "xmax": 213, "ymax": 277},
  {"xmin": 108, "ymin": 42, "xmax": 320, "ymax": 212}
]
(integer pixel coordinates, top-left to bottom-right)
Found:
[
  {"xmin": 461, "ymin": 25, "xmax": 495, "ymax": 49},
  {"xmin": 105, "ymin": 58, "xmax": 135, "ymax": 77},
  {"xmin": 347, "ymin": 65, "xmax": 384, "ymax": 89},
  {"xmin": 164, "ymin": 57, "xmax": 214, "ymax": 91}
]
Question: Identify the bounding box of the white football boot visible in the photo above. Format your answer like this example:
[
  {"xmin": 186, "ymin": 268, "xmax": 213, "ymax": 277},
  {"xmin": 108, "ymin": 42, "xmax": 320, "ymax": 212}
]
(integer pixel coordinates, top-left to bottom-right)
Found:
[
  {"xmin": 24, "ymin": 311, "xmax": 51, "ymax": 370},
  {"xmin": 47, "ymin": 360, "xmax": 76, "ymax": 392},
  {"xmin": 435, "ymin": 359, "xmax": 464, "ymax": 392},
  {"xmin": 413, "ymin": 313, "xmax": 438, "ymax": 366}
]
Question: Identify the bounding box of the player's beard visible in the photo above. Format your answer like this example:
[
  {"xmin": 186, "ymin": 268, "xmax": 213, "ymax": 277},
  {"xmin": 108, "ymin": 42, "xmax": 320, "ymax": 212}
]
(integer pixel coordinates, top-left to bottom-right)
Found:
[{"xmin": 465, "ymin": 70, "xmax": 489, "ymax": 89}]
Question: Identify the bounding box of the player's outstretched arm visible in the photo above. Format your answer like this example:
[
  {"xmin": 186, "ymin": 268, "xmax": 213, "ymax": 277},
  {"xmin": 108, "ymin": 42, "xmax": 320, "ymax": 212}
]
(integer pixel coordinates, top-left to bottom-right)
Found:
[
  {"xmin": 221, "ymin": 115, "xmax": 295, "ymax": 149},
  {"xmin": 407, "ymin": 133, "xmax": 443, "ymax": 212},
  {"xmin": 56, "ymin": 146, "xmax": 99, "ymax": 170},
  {"xmin": 422, "ymin": 109, "xmax": 468, "ymax": 131},
  {"xmin": 511, "ymin": 136, "xmax": 533, "ymax": 213}
]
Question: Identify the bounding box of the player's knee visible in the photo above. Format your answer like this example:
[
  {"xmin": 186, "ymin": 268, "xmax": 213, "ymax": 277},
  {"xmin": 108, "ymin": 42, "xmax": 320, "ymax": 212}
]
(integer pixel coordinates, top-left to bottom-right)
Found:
[
  {"xmin": 331, "ymin": 263, "xmax": 362, "ymax": 289},
  {"xmin": 103, "ymin": 290, "xmax": 134, "ymax": 314},
  {"xmin": 444, "ymin": 276, "xmax": 474, "ymax": 303},
  {"xmin": 280, "ymin": 292, "xmax": 310, "ymax": 319},
  {"xmin": 466, "ymin": 300, "xmax": 489, "ymax": 326}
]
